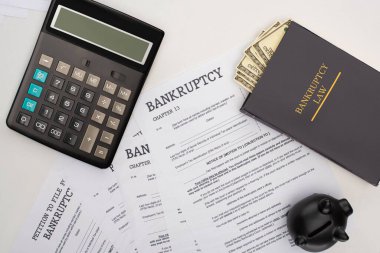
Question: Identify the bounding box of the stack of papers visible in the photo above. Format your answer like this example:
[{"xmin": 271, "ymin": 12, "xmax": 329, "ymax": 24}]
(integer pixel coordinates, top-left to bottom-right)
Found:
[{"xmin": 0, "ymin": 0, "xmax": 50, "ymax": 23}]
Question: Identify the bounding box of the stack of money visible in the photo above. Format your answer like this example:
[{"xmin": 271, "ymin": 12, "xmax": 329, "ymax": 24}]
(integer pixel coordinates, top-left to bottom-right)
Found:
[{"xmin": 235, "ymin": 20, "xmax": 291, "ymax": 93}]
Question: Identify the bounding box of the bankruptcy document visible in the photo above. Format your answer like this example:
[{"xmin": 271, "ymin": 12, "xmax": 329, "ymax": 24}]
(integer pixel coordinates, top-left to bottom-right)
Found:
[
  {"xmin": 10, "ymin": 158, "xmax": 135, "ymax": 253},
  {"xmin": 112, "ymin": 119, "xmax": 203, "ymax": 253},
  {"xmin": 133, "ymin": 48, "xmax": 340, "ymax": 253}
]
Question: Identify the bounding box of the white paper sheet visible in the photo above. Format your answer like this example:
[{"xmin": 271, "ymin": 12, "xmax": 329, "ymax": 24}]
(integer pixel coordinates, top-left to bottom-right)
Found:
[
  {"xmin": 0, "ymin": 5, "xmax": 28, "ymax": 17},
  {"xmin": 132, "ymin": 47, "xmax": 341, "ymax": 253},
  {"xmin": 10, "ymin": 157, "xmax": 136, "ymax": 253},
  {"xmin": 0, "ymin": 0, "xmax": 50, "ymax": 12},
  {"xmin": 112, "ymin": 119, "xmax": 204, "ymax": 253}
]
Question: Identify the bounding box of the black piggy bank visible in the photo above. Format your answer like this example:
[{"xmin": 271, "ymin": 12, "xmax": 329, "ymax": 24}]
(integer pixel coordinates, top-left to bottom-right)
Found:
[{"xmin": 287, "ymin": 194, "xmax": 353, "ymax": 252}]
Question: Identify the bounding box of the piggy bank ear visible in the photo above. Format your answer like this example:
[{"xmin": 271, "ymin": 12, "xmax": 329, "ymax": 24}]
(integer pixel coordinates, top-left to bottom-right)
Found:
[
  {"xmin": 334, "ymin": 227, "xmax": 349, "ymax": 242},
  {"xmin": 339, "ymin": 199, "xmax": 353, "ymax": 216}
]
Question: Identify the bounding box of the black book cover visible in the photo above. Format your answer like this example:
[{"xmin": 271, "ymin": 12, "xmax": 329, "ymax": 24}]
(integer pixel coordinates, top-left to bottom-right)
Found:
[{"xmin": 241, "ymin": 22, "xmax": 380, "ymax": 185}]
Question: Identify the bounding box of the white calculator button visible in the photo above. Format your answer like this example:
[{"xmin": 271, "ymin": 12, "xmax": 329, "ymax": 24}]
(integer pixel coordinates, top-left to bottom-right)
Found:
[
  {"xmin": 94, "ymin": 145, "xmax": 108, "ymax": 160},
  {"xmin": 117, "ymin": 87, "xmax": 132, "ymax": 101},
  {"xmin": 39, "ymin": 54, "xmax": 53, "ymax": 69},
  {"xmin": 112, "ymin": 101, "xmax": 126, "ymax": 115},
  {"xmin": 86, "ymin": 74, "xmax": 100, "ymax": 87},
  {"xmin": 97, "ymin": 95, "xmax": 111, "ymax": 109},
  {"xmin": 91, "ymin": 110, "xmax": 106, "ymax": 124},
  {"xmin": 56, "ymin": 61, "xmax": 71, "ymax": 75},
  {"xmin": 72, "ymin": 67, "xmax": 86, "ymax": 82},
  {"xmin": 103, "ymin": 80, "xmax": 117, "ymax": 95},
  {"xmin": 106, "ymin": 116, "xmax": 120, "ymax": 130}
]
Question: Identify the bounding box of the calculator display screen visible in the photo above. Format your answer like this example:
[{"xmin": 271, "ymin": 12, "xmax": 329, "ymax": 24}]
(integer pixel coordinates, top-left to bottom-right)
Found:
[{"xmin": 51, "ymin": 5, "xmax": 153, "ymax": 65}]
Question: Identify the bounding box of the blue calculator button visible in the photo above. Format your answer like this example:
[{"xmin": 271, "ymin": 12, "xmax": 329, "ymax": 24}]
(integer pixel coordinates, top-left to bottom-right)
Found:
[
  {"xmin": 33, "ymin": 68, "xmax": 48, "ymax": 83},
  {"xmin": 22, "ymin": 98, "xmax": 37, "ymax": 112},
  {"xmin": 28, "ymin": 83, "xmax": 43, "ymax": 98}
]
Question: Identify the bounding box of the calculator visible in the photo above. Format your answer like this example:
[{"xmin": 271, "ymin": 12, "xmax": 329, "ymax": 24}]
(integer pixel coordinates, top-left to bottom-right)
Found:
[{"xmin": 6, "ymin": 0, "xmax": 164, "ymax": 168}]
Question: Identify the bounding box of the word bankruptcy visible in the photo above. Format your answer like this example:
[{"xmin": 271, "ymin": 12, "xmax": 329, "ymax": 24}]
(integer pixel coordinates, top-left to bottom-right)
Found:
[{"xmin": 145, "ymin": 67, "xmax": 223, "ymax": 112}]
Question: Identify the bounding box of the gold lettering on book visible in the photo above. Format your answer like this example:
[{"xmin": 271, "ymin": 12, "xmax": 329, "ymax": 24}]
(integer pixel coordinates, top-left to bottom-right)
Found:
[{"xmin": 295, "ymin": 63, "xmax": 328, "ymax": 115}]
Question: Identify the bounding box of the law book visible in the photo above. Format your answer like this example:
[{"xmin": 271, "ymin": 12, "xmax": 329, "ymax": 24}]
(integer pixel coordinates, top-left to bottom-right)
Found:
[{"xmin": 241, "ymin": 22, "xmax": 380, "ymax": 186}]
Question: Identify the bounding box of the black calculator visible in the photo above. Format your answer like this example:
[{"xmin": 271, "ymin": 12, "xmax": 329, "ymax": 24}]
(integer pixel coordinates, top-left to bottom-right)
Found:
[{"xmin": 6, "ymin": 0, "xmax": 164, "ymax": 168}]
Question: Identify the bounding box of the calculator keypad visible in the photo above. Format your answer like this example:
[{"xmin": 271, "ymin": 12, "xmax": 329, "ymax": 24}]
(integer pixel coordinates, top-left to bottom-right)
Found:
[{"xmin": 9, "ymin": 45, "xmax": 138, "ymax": 168}]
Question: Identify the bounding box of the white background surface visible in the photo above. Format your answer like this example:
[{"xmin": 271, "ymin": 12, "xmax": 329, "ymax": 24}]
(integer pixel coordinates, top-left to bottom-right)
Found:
[{"xmin": 0, "ymin": 0, "xmax": 379, "ymax": 252}]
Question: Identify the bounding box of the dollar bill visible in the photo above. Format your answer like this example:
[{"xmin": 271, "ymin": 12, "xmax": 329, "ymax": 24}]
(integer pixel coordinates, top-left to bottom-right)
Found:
[
  {"xmin": 252, "ymin": 20, "xmax": 291, "ymax": 64},
  {"xmin": 236, "ymin": 70, "xmax": 257, "ymax": 86},
  {"xmin": 234, "ymin": 75, "xmax": 253, "ymax": 93},
  {"xmin": 234, "ymin": 19, "xmax": 291, "ymax": 93}
]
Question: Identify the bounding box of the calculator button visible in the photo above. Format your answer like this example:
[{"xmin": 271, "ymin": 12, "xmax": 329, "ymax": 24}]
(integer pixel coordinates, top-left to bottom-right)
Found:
[
  {"xmin": 112, "ymin": 102, "xmax": 126, "ymax": 115},
  {"xmin": 75, "ymin": 103, "xmax": 90, "ymax": 118},
  {"xmin": 34, "ymin": 120, "xmax": 48, "ymax": 134},
  {"xmin": 17, "ymin": 113, "xmax": 31, "ymax": 127},
  {"xmin": 97, "ymin": 95, "xmax": 111, "ymax": 109},
  {"xmin": 51, "ymin": 76, "xmax": 65, "ymax": 90},
  {"xmin": 86, "ymin": 74, "xmax": 100, "ymax": 87},
  {"xmin": 94, "ymin": 145, "xmax": 108, "ymax": 160},
  {"xmin": 46, "ymin": 90, "xmax": 59, "ymax": 105},
  {"xmin": 79, "ymin": 125, "xmax": 99, "ymax": 153},
  {"xmin": 39, "ymin": 54, "xmax": 53, "ymax": 69},
  {"xmin": 33, "ymin": 69, "xmax": 48, "ymax": 83},
  {"xmin": 72, "ymin": 67, "xmax": 86, "ymax": 82},
  {"xmin": 39, "ymin": 105, "xmax": 53, "ymax": 119},
  {"xmin": 91, "ymin": 110, "xmax": 106, "ymax": 124},
  {"xmin": 63, "ymin": 133, "xmax": 78, "ymax": 146},
  {"xmin": 55, "ymin": 112, "xmax": 69, "ymax": 126},
  {"xmin": 66, "ymin": 82, "xmax": 80, "ymax": 96},
  {"xmin": 48, "ymin": 126, "xmax": 63, "ymax": 140},
  {"xmin": 28, "ymin": 83, "xmax": 43, "ymax": 98},
  {"xmin": 103, "ymin": 81, "xmax": 117, "ymax": 95},
  {"xmin": 22, "ymin": 98, "xmax": 37, "ymax": 112},
  {"xmin": 61, "ymin": 97, "xmax": 74, "ymax": 111},
  {"xmin": 56, "ymin": 61, "xmax": 71, "ymax": 75},
  {"xmin": 100, "ymin": 131, "xmax": 114, "ymax": 145},
  {"xmin": 106, "ymin": 116, "xmax": 120, "ymax": 130},
  {"xmin": 118, "ymin": 87, "xmax": 132, "ymax": 101},
  {"xmin": 70, "ymin": 118, "xmax": 84, "ymax": 132},
  {"xmin": 81, "ymin": 89, "xmax": 95, "ymax": 103}
]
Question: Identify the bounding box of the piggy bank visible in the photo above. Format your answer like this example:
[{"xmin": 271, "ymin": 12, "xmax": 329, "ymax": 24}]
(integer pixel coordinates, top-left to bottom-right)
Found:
[{"xmin": 287, "ymin": 194, "xmax": 353, "ymax": 252}]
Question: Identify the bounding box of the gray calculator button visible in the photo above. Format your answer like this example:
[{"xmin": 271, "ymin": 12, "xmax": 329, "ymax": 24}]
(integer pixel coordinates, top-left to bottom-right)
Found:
[
  {"xmin": 61, "ymin": 97, "xmax": 74, "ymax": 111},
  {"xmin": 17, "ymin": 113, "xmax": 31, "ymax": 127},
  {"xmin": 117, "ymin": 87, "xmax": 132, "ymax": 101},
  {"xmin": 112, "ymin": 101, "xmax": 126, "ymax": 115},
  {"xmin": 72, "ymin": 67, "xmax": 86, "ymax": 82},
  {"xmin": 63, "ymin": 133, "xmax": 78, "ymax": 146},
  {"xmin": 91, "ymin": 110, "xmax": 106, "ymax": 124},
  {"xmin": 100, "ymin": 131, "xmax": 114, "ymax": 145},
  {"xmin": 39, "ymin": 105, "xmax": 54, "ymax": 119},
  {"xmin": 66, "ymin": 82, "xmax": 80, "ymax": 96},
  {"xmin": 48, "ymin": 126, "xmax": 63, "ymax": 140},
  {"xmin": 70, "ymin": 118, "xmax": 83, "ymax": 132},
  {"xmin": 86, "ymin": 74, "xmax": 100, "ymax": 87},
  {"xmin": 103, "ymin": 80, "xmax": 117, "ymax": 95},
  {"xmin": 106, "ymin": 116, "xmax": 120, "ymax": 130},
  {"xmin": 55, "ymin": 112, "xmax": 69, "ymax": 126},
  {"xmin": 81, "ymin": 89, "xmax": 95, "ymax": 102},
  {"xmin": 51, "ymin": 76, "xmax": 65, "ymax": 90},
  {"xmin": 75, "ymin": 103, "xmax": 90, "ymax": 118},
  {"xmin": 56, "ymin": 61, "xmax": 71, "ymax": 75},
  {"xmin": 46, "ymin": 90, "xmax": 59, "ymax": 104},
  {"xmin": 34, "ymin": 120, "xmax": 48, "ymax": 133},
  {"xmin": 94, "ymin": 145, "xmax": 108, "ymax": 160},
  {"xmin": 97, "ymin": 95, "xmax": 111, "ymax": 109},
  {"xmin": 79, "ymin": 125, "xmax": 99, "ymax": 153},
  {"xmin": 39, "ymin": 54, "xmax": 53, "ymax": 69}
]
